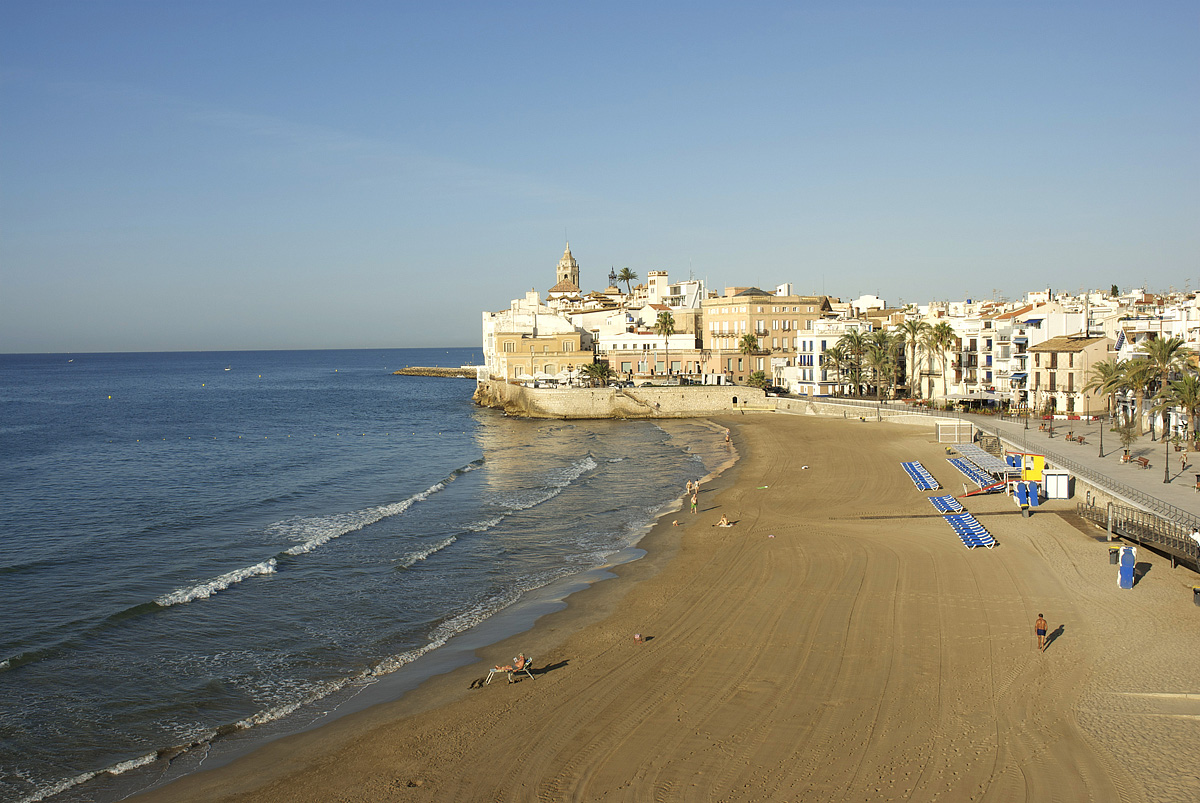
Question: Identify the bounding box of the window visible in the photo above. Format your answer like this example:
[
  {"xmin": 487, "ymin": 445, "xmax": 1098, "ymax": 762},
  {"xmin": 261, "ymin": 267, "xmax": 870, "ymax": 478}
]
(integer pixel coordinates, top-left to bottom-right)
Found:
[
  {"xmin": 563, "ymin": 340, "xmax": 572, "ymax": 351},
  {"xmin": 1068, "ymin": 353, "xmax": 1074, "ymax": 368},
  {"xmin": 503, "ymin": 341, "xmax": 515, "ymax": 352}
]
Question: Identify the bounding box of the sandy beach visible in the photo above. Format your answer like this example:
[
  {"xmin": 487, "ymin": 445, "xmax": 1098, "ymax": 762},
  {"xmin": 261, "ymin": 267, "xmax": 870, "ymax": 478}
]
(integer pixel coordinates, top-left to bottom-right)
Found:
[{"xmin": 131, "ymin": 414, "xmax": 1200, "ymax": 803}]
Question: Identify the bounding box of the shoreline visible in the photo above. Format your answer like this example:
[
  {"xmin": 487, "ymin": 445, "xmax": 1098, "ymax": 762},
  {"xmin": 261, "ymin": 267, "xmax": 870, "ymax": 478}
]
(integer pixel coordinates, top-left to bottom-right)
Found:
[
  {"xmin": 129, "ymin": 414, "xmax": 1200, "ymax": 803},
  {"xmin": 116, "ymin": 419, "xmax": 739, "ymax": 803}
]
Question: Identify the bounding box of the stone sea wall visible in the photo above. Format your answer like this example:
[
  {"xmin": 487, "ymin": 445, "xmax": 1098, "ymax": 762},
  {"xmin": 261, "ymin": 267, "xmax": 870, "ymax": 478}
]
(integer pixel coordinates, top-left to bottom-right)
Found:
[{"xmin": 472, "ymin": 379, "xmax": 770, "ymax": 419}]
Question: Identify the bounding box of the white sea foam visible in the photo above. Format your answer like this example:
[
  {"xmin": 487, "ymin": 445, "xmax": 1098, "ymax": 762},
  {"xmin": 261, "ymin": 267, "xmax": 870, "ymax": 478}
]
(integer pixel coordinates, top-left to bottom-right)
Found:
[
  {"xmin": 396, "ymin": 535, "xmax": 456, "ymax": 569},
  {"xmin": 155, "ymin": 559, "xmax": 277, "ymax": 607},
  {"xmin": 16, "ymin": 751, "xmax": 157, "ymax": 803},
  {"xmin": 276, "ymin": 466, "xmax": 474, "ymax": 556},
  {"xmin": 500, "ymin": 455, "xmax": 598, "ymax": 512}
]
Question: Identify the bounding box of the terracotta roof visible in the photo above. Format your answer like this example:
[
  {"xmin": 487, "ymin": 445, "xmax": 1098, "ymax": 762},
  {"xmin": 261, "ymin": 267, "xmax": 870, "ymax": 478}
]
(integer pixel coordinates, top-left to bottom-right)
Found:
[
  {"xmin": 994, "ymin": 303, "xmax": 1036, "ymax": 321},
  {"xmin": 549, "ymin": 280, "xmax": 580, "ymax": 293},
  {"xmin": 1028, "ymin": 335, "xmax": 1109, "ymax": 353}
]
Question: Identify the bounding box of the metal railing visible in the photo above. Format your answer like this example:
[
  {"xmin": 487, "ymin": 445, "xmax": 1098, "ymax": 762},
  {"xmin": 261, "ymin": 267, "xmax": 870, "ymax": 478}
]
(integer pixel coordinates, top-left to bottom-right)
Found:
[
  {"xmin": 789, "ymin": 396, "xmax": 1200, "ymax": 529},
  {"xmin": 1077, "ymin": 501, "xmax": 1200, "ymax": 570},
  {"xmin": 992, "ymin": 426, "xmax": 1200, "ymax": 530}
]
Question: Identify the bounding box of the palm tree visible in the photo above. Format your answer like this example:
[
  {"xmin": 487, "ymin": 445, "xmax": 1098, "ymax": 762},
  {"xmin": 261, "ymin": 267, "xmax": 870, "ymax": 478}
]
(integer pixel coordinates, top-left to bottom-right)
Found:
[
  {"xmin": 837, "ymin": 330, "xmax": 867, "ymax": 397},
  {"xmin": 920, "ymin": 329, "xmax": 939, "ymax": 400},
  {"xmin": 1137, "ymin": 335, "xmax": 1194, "ymax": 438},
  {"xmin": 930, "ymin": 321, "xmax": 957, "ymax": 400},
  {"xmin": 865, "ymin": 344, "xmax": 895, "ymax": 399},
  {"xmin": 579, "ymin": 361, "xmax": 615, "ymax": 387},
  {"xmin": 1154, "ymin": 373, "xmax": 1200, "ymax": 444},
  {"xmin": 822, "ymin": 345, "xmax": 845, "ymax": 396},
  {"xmin": 654, "ymin": 310, "xmax": 676, "ymax": 377},
  {"xmin": 1121, "ymin": 358, "xmax": 1157, "ymax": 436},
  {"xmin": 617, "ymin": 267, "xmax": 638, "ymax": 295},
  {"xmin": 866, "ymin": 330, "xmax": 900, "ymax": 399},
  {"xmin": 738, "ymin": 333, "xmax": 759, "ymax": 382},
  {"xmin": 898, "ymin": 319, "xmax": 931, "ymax": 398},
  {"xmin": 1083, "ymin": 357, "xmax": 1126, "ymax": 424}
]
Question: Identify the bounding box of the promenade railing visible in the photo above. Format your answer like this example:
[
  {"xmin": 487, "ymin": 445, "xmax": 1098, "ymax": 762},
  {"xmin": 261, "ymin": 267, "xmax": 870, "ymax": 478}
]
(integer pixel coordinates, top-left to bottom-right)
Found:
[
  {"xmin": 1077, "ymin": 500, "xmax": 1200, "ymax": 571},
  {"xmin": 785, "ymin": 396, "xmax": 1200, "ymax": 529},
  {"xmin": 985, "ymin": 423, "xmax": 1200, "ymax": 531}
]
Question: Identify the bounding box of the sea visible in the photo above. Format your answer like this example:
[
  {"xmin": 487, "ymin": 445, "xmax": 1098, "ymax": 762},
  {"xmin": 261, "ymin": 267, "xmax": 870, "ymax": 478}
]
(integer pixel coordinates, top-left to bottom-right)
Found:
[{"xmin": 0, "ymin": 348, "xmax": 733, "ymax": 802}]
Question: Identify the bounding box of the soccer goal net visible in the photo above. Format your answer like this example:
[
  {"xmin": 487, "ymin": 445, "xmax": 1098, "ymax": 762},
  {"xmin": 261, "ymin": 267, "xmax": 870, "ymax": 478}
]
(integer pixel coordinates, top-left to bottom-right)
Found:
[{"xmin": 937, "ymin": 421, "xmax": 975, "ymax": 443}]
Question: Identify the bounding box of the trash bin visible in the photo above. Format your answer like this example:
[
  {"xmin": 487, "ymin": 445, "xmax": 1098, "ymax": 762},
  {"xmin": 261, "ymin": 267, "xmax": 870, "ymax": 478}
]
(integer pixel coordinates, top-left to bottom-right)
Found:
[
  {"xmin": 1109, "ymin": 547, "xmax": 1119, "ymax": 565},
  {"xmin": 1194, "ymin": 587, "xmax": 1200, "ymax": 607}
]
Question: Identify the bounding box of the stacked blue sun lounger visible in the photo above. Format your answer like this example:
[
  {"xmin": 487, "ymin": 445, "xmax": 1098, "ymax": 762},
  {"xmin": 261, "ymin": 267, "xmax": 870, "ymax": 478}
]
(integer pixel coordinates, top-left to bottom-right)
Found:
[
  {"xmin": 901, "ymin": 461, "xmax": 940, "ymax": 491},
  {"xmin": 928, "ymin": 495, "xmax": 964, "ymax": 513},
  {"xmin": 947, "ymin": 457, "xmax": 996, "ymax": 488},
  {"xmin": 942, "ymin": 512, "xmax": 996, "ymax": 548}
]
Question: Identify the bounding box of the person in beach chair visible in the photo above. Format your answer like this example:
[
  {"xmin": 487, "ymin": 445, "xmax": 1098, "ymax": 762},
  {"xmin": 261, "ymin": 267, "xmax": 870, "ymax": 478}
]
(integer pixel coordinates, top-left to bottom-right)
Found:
[{"xmin": 486, "ymin": 653, "xmax": 534, "ymax": 684}]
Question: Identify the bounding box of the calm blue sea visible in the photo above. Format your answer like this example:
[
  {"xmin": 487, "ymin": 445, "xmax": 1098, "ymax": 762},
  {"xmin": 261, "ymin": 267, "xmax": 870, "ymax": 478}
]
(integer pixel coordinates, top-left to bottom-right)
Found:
[{"xmin": 0, "ymin": 348, "xmax": 729, "ymax": 802}]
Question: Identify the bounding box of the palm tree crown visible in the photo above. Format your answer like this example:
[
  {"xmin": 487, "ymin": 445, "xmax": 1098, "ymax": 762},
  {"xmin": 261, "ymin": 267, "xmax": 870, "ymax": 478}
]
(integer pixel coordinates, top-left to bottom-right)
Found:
[{"xmin": 617, "ymin": 267, "xmax": 638, "ymax": 295}]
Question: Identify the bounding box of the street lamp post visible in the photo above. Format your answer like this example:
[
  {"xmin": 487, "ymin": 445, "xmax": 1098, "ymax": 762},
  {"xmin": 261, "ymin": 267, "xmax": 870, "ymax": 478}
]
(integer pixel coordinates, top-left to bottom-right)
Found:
[
  {"xmin": 1165, "ymin": 435, "xmax": 1171, "ymax": 484},
  {"xmin": 1098, "ymin": 410, "xmax": 1104, "ymax": 458}
]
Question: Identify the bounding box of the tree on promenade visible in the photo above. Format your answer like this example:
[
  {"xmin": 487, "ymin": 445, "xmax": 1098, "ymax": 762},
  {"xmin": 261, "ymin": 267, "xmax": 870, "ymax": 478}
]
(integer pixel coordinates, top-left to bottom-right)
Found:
[
  {"xmin": 617, "ymin": 267, "xmax": 638, "ymax": 296},
  {"xmin": 899, "ymin": 319, "xmax": 931, "ymax": 398},
  {"xmin": 866, "ymin": 330, "xmax": 897, "ymax": 399},
  {"xmin": 748, "ymin": 370, "xmax": 769, "ymax": 390},
  {"xmin": 654, "ymin": 310, "xmax": 676, "ymax": 376},
  {"xmin": 929, "ymin": 321, "xmax": 957, "ymax": 401},
  {"xmin": 1138, "ymin": 336, "xmax": 1193, "ymax": 438},
  {"xmin": 1083, "ymin": 358, "xmax": 1127, "ymax": 427},
  {"xmin": 837, "ymin": 330, "xmax": 867, "ymax": 397},
  {"xmin": 579, "ymin": 361, "xmax": 615, "ymax": 387},
  {"xmin": 1121, "ymin": 358, "xmax": 1157, "ymax": 436},
  {"xmin": 920, "ymin": 328, "xmax": 939, "ymax": 399},
  {"xmin": 823, "ymin": 345, "xmax": 845, "ymax": 396},
  {"xmin": 1153, "ymin": 373, "xmax": 1200, "ymax": 445}
]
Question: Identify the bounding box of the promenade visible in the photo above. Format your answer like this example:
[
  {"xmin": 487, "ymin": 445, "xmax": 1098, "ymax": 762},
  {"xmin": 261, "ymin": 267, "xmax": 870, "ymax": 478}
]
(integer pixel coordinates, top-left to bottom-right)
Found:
[{"xmin": 966, "ymin": 411, "xmax": 1200, "ymax": 526}]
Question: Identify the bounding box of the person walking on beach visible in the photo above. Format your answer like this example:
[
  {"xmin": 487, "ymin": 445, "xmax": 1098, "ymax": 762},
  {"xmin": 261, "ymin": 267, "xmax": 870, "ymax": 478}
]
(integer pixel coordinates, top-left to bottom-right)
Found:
[
  {"xmin": 685, "ymin": 480, "xmax": 694, "ymax": 496},
  {"xmin": 1035, "ymin": 614, "xmax": 1048, "ymax": 652},
  {"xmin": 690, "ymin": 492, "xmax": 698, "ymax": 514}
]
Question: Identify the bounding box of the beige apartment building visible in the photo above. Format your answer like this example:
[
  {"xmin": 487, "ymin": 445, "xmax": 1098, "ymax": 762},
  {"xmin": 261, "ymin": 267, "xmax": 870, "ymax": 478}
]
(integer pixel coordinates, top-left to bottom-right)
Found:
[
  {"xmin": 1027, "ymin": 334, "xmax": 1112, "ymax": 415},
  {"xmin": 699, "ymin": 288, "xmax": 833, "ymax": 383}
]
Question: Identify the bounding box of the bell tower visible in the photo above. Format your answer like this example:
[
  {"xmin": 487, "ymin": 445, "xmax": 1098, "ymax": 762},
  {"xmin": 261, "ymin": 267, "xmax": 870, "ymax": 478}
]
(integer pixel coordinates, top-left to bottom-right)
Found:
[{"xmin": 556, "ymin": 243, "xmax": 580, "ymax": 289}]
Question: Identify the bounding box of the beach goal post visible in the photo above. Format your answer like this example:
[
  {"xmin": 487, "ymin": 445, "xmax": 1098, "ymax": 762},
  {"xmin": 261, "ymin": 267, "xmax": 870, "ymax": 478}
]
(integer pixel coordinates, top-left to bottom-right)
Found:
[{"xmin": 937, "ymin": 421, "xmax": 975, "ymax": 444}]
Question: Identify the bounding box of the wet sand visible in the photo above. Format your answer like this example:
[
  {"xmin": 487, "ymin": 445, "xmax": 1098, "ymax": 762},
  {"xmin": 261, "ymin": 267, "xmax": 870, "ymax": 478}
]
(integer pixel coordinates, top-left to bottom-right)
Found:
[{"xmin": 132, "ymin": 415, "xmax": 1200, "ymax": 802}]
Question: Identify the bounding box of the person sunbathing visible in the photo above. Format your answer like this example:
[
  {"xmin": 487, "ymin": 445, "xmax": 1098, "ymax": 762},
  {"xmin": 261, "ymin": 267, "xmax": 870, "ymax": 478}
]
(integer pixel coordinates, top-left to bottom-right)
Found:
[
  {"xmin": 495, "ymin": 653, "xmax": 528, "ymax": 673},
  {"xmin": 716, "ymin": 514, "xmax": 733, "ymax": 527}
]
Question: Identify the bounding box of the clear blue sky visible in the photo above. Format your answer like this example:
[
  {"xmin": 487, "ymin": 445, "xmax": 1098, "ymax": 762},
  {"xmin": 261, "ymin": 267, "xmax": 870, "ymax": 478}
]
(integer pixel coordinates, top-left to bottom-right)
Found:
[{"xmin": 2, "ymin": 1, "xmax": 1196, "ymax": 352}]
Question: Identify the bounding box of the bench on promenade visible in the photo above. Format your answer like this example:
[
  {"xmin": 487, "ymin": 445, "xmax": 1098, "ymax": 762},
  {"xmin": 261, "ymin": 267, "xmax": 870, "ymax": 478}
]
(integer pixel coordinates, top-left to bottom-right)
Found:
[{"xmin": 1134, "ymin": 456, "xmax": 1150, "ymax": 469}]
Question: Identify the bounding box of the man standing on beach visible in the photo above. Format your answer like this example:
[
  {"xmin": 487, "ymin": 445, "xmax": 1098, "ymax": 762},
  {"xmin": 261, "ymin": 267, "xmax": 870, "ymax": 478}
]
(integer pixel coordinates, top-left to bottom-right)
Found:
[
  {"xmin": 1035, "ymin": 613, "xmax": 1048, "ymax": 652},
  {"xmin": 690, "ymin": 492, "xmax": 697, "ymax": 514}
]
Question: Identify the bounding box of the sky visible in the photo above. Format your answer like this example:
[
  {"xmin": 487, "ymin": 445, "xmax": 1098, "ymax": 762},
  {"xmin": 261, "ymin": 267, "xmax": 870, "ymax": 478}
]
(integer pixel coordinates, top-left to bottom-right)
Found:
[{"xmin": 1, "ymin": 1, "xmax": 1197, "ymax": 352}]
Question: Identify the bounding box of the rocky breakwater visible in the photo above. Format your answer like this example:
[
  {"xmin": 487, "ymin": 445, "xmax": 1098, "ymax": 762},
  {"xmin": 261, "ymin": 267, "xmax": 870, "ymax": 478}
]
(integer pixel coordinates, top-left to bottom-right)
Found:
[{"xmin": 393, "ymin": 367, "xmax": 478, "ymax": 378}]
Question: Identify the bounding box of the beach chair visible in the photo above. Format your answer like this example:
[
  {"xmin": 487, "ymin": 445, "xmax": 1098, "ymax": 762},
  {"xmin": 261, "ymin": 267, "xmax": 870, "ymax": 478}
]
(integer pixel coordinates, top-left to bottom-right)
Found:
[{"xmin": 485, "ymin": 655, "xmax": 535, "ymax": 685}]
